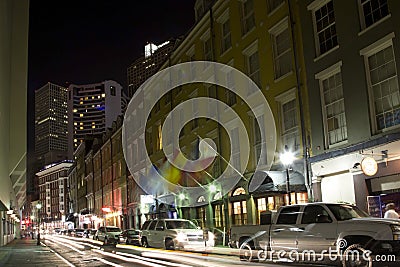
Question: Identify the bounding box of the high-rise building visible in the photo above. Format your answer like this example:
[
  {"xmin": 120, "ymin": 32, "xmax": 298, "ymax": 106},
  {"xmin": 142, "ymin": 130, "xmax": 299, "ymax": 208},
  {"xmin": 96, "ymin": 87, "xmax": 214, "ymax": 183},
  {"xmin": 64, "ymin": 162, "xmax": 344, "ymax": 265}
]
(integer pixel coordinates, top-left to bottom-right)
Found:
[
  {"xmin": 67, "ymin": 80, "xmax": 123, "ymax": 158},
  {"xmin": 34, "ymin": 82, "xmax": 69, "ymax": 169},
  {"xmin": 36, "ymin": 161, "xmax": 72, "ymax": 229},
  {"xmin": 127, "ymin": 40, "xmax": 177, "ymax": 98}
]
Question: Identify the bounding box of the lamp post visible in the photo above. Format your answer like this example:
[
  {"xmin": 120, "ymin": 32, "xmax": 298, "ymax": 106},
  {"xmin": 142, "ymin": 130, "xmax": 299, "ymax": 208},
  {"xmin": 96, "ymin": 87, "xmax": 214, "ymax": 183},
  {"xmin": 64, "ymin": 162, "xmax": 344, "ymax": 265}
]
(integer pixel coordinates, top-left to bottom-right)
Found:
[
  {"xmin": 280, "ymin": 146, "xmax": 295, "ymax": 205},
  {"xmin": 36, "ymin": 203, "xmax": 42, "ymax": 245}
]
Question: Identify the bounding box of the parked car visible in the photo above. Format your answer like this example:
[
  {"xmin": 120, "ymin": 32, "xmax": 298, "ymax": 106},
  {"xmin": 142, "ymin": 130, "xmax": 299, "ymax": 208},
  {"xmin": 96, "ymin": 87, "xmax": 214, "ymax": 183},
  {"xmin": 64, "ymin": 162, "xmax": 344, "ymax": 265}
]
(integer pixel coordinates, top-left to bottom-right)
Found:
[
  {"xmin": 140, "ymin": 218, "xmax": 215, "ymax": 250},
  {"xmin": 94, "ymin": 226, "xmax": 122, "ymax": 244},
  {"xmin": 121, "ymin": 229, "xmax": 141, "ymax": 245},
  {"xmin": 72, "ymin": 228, "xmax": 85, "ymax": 237}
]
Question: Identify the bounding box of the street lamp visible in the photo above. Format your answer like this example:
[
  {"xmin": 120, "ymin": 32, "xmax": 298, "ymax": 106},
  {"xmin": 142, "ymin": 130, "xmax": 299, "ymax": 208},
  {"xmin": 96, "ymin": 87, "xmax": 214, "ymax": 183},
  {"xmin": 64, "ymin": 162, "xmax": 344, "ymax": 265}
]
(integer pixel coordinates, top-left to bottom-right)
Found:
[
  {"xmin": 36, "ymin": 203, "xmax": 42, "ymax": 245},
  {"xmin": 280, "ymin": 146, "xmax": 295, "ymax": 205}
]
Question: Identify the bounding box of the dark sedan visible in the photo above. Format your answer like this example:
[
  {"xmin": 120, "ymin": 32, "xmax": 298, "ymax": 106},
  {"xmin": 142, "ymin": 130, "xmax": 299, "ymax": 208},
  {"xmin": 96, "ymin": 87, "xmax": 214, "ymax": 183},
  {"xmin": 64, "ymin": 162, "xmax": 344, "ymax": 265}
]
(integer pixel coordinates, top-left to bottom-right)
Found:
[{"xmin": 121, "ymin": 229, "xmax": 141, "ymax": 245}]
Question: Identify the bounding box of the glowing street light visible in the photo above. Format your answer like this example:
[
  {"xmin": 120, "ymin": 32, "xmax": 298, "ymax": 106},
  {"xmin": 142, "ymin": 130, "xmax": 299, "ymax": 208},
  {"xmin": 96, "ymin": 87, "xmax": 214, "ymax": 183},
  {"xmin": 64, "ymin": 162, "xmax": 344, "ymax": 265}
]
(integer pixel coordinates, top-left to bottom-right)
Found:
[
  {"xmin": 280, "ymin": 146, "xmax": 295, "ymax": 205},
  {"xmin": 209, "ymin": 184, "xmax": 217, "ymax": 193},
  {"xmin": 178, "ymin": 193, "xmax": 186, "ymax": 201}
]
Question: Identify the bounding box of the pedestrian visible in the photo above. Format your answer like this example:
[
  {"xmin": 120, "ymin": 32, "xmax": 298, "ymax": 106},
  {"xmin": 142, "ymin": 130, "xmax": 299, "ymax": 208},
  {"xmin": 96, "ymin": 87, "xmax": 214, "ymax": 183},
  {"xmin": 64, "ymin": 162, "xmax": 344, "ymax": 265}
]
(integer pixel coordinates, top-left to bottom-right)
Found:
[{"xmin": 384, "ymin": 203, "xmax": 399, "ymax": 219}]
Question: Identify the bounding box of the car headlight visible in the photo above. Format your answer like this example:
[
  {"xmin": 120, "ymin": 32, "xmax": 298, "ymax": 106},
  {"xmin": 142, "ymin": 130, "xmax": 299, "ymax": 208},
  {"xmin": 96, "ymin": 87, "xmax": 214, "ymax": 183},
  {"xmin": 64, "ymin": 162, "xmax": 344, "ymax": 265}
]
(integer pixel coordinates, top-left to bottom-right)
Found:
[
  {"xmin": 176, "ymin": 232, "xmax": 187, "ymax": 242},
  {"xmin": 207, "ymin": 232, "xmax": 215, "ymax": 241}
]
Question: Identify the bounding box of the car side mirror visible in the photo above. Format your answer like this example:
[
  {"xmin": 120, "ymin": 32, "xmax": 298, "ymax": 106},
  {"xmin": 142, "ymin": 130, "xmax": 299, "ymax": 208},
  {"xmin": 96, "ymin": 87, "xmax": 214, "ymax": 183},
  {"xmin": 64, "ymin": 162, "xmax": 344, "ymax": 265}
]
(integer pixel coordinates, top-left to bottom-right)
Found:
[{"xmin": 156, "ymin": 226, "xmax": 164, "ymax": 231}]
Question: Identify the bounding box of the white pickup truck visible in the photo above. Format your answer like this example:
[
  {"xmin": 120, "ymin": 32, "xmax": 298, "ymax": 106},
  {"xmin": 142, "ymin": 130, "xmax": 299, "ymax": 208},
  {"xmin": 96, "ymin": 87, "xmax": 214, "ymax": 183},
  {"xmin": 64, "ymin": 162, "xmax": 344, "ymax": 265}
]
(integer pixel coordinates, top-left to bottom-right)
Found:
[{"xmin": 229, "ymin": 202, "xmax": 400, "ymax": 266}]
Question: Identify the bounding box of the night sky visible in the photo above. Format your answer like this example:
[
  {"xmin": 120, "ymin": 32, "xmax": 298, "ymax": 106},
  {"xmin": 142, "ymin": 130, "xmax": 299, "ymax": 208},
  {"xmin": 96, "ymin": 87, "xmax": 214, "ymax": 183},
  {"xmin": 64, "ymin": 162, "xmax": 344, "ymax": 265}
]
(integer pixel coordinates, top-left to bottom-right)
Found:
[{"xmin": 27, "ymin": 0, "xmax": 196, "ymax": 175}]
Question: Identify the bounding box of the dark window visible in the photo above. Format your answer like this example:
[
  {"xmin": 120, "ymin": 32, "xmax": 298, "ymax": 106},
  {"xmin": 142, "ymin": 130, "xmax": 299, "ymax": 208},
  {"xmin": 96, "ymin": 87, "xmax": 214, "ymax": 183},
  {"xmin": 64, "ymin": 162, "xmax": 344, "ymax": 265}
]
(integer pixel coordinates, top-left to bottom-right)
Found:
[
  {"xmin": 148, "ymin": 220, "xmax": 157, "ymax": 230},
  {"xmin": 361, "ymin": 0, "xmax": 389, "ymax": 28},
  {"xmin": 301, "ymin": 205, "xmax": 331, "ymax": 224},
  {"xmin": 110, "ymin": 86, "xmax": 116, "ymax": 96},
  {"xmin": 141, "ymin": 220, "xmax": 151, "ymax": 230},
  {"xmin": 276, "ymin": 206, "xmax": 300, "ymax": 224}
]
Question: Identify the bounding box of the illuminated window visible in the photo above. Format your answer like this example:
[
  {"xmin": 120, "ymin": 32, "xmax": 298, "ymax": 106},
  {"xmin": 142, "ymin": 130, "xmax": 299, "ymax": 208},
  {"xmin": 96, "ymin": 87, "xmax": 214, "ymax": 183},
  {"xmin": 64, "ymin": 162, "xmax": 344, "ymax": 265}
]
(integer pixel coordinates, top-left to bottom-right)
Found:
[
  {"xmin": 257, "ymin": 197, "xmax": 267, "ymax": 224},
  {"xmin": 232, "ymin": 187, "xmax": 246, "ymax": 196},
  {"xmin": 73, "ymin": 109, "xmax": 77, "ymax": 112},
  {"xmin": 101, "ymin": 93, "xmax": 106, "ymax": 97},
  {"xmin": 213, "ymin": 204, "xmax": 224, "ymax": 228},
  {"xmin": 232, "ymin": 200, "xmax": 247, "ymax": 225},
  {"xmin": 157, "ymin": 124, "xmax": 163, "ymax": 150},
  {"xmin": 80, "ymin": 114, "xmax": 83, "ymax": 117}
]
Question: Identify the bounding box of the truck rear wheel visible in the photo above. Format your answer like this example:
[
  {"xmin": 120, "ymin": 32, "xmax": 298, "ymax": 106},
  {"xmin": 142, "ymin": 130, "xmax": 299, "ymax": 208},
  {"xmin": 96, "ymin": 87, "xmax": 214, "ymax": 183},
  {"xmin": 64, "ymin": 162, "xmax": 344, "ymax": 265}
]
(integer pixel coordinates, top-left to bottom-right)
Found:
[
  {"xmin": 239, "ymin": 242, "xmax": 257, "ymax": 262},
  {"xmin": 341, "ymin": 243, "xmax": 372, "ymax": 267}
]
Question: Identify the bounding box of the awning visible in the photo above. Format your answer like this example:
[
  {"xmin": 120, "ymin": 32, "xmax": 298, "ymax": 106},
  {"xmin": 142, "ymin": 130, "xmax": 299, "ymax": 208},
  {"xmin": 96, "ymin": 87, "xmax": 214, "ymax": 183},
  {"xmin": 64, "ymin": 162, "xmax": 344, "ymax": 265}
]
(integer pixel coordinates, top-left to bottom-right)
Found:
[
  {"xmin": 0, "ymin": 200, "xmax": 8, "ymax": 211},
  {"xmin": 249, "ymin": 170, "xmax": 306, "ymax": 194}
]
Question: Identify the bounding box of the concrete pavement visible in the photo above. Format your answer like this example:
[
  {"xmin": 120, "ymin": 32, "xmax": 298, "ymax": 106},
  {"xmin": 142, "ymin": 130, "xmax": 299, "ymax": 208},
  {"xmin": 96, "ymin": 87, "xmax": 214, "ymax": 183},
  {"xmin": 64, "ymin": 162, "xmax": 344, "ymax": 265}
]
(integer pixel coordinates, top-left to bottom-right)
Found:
[{"xmin": 0, "ymin": 237, "xmax": 70, "ymax": 267}]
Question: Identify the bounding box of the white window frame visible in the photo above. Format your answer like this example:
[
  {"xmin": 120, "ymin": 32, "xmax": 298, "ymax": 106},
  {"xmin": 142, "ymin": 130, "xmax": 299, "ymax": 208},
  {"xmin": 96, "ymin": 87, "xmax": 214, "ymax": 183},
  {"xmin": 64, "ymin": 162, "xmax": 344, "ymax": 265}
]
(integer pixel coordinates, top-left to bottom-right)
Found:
[
  {"xmin": 315, "ymin": 61, "xmax": 348, "ymax": 148},
  {"xmin": 267, "ymin": 0, "xmax": 285, "ymax": 15},
  {"xmin": 217, "ymin": 8, "xmax": 232, "ymax": 54},
  {"xmin": 269, "ymin": 17, "xmax": 292, "ymax": 80},
  {"xmin": 308, "ymin": 0, "xmax": 338, "ymax": 57},
  {"xmin": 201, "ymin": 29, "xmax": 212, "ymax": 69},
  {"xmin": 240, "ymin": 0, "xmax": 255, "ymax": 36},
  {"xmin": 243, "ymin": 40, "xmax": 260, "ymax": 94},
  {"xmin": 275, "ymin": 88, "xmax": 300, "ymax": 152},
  {"xmin": 360, "ymin": 32, "xmax": 400, "ymax": 133},
  {"xmin": 358, "ymin": 0, "xmax": 390, "ymax": 31}
]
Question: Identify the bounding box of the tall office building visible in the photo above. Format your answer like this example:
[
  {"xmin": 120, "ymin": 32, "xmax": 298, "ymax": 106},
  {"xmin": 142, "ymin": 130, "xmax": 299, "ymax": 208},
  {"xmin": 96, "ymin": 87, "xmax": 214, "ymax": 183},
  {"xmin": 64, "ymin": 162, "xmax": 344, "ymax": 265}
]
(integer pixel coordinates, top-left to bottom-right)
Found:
[
  {"xmin": 34, "ymin": 82, "xmax": 69, "ymax": 169},
  {"xmin": 67, "ymin": 80, "xmax": 122, "ymax": 158},
  {"xmin": 127, "ymin": 40, "xmax": 177, "ymax": 98}
]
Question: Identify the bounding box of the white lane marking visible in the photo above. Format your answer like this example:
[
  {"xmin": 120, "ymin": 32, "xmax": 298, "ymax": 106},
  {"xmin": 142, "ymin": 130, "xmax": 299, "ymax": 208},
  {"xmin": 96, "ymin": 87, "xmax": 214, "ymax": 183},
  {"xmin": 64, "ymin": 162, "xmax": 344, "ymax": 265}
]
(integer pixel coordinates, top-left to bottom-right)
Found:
[
  {"xmin": 46, "ymin": 236, "xmax": 85, "ymax": 255},
  {"xmin": 95, "ymin": 257, "xmax": 124, "ymax": 267},
  {"xmin": 116, "ymin": 251, "xmax": 192, "ymax": 267},
  {"xmin": 94, "ymin": 249, "xmax": 168, "ymax": 267},
  {"xmin": 54, "ymin": 251, "xmax": 76, "ymax": 267}
]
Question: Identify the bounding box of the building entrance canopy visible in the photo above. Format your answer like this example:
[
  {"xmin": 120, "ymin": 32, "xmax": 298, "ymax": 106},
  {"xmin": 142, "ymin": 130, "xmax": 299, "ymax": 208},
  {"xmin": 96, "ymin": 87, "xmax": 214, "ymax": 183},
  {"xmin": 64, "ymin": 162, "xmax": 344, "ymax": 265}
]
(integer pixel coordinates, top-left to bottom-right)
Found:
[{"xmin": 249, "ymin": 170, "xmax": 306, "ymax": 194}]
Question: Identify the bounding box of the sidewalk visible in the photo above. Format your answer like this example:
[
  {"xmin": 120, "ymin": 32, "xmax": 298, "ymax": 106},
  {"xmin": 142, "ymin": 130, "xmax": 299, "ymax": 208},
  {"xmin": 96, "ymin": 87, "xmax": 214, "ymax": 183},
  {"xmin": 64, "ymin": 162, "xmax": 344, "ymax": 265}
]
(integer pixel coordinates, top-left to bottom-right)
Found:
[{"xmin": 0, "ymin": 237, "xmax": 69, "ymax": 267}]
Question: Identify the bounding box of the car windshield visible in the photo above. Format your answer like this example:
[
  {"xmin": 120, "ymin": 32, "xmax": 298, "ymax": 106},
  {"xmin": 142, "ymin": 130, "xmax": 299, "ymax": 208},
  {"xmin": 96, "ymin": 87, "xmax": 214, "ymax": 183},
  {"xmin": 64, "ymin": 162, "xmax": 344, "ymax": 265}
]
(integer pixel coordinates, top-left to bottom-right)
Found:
[
  {"xmin": 165, "ymin": 220, "xmax": 198, "ymax": 229},
  {"xmin": 128, "ymin": 230, "xmax": 139, "ymax": 235},
  {"xmin": 327, "ymin": 204, "xmax": 369, "ymax": 221},
  {"xmin": 106, "ymin": 227, "xmax": 121, "ymax": 232}
]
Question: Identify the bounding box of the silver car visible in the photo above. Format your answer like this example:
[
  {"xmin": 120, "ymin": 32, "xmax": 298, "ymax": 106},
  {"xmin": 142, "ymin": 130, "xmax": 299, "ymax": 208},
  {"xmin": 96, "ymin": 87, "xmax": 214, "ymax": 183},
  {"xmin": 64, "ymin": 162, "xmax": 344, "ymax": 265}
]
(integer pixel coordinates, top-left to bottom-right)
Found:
[
  {"xmin": 140, "ymin": 219, "xmax": 215, "ymax": 250},
  {"xmin": 94, "ymin": 226, "xmax": 122, "ymax": 245}
]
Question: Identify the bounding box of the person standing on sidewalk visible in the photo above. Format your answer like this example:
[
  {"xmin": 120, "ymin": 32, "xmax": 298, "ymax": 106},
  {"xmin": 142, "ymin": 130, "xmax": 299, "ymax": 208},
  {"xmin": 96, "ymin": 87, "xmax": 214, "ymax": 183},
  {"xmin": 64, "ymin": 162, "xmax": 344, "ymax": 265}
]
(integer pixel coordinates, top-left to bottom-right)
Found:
[{"xmin": 384, "ymin": 203, "xmax": 399, "ymax": 219}]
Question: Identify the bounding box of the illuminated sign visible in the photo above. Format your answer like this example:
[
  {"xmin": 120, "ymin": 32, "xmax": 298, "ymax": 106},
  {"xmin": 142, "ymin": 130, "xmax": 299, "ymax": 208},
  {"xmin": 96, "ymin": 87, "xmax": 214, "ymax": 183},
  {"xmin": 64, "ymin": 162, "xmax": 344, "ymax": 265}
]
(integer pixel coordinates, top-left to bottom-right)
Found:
[{"xmin": 361, "ymin": 157, "xmax": 378, "ymax": 176}]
